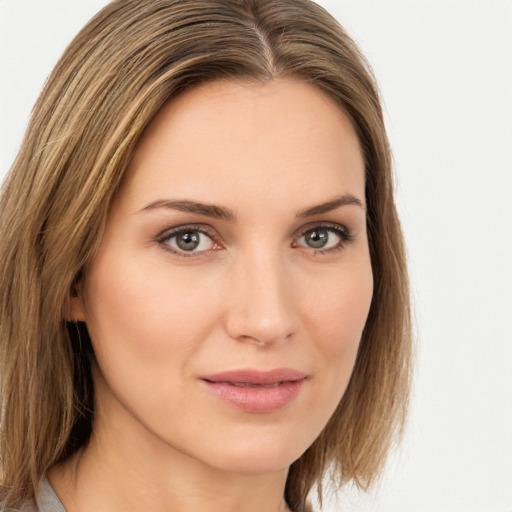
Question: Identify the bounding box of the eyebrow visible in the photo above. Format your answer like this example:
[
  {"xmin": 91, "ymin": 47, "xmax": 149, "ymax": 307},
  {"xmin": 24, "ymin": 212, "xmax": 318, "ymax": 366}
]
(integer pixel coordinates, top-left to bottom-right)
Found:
[
  {"xmin": 139, "ymin": 199, "xmax": 236, "ymax": 222},
  {"xmin": 296, "ymin": 194, "xmax": 365, "ymax": 218},
  {"xmin": 139, "ymin": 193, "xmax": 364, "ymax": 221}
]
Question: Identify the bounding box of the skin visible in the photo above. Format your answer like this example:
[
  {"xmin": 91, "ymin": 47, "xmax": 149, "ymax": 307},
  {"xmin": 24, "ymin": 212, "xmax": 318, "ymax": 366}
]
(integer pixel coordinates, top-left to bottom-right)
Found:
[{"xmin": 52, "ymin": 79, "xmax": 373, "ymax": 512}]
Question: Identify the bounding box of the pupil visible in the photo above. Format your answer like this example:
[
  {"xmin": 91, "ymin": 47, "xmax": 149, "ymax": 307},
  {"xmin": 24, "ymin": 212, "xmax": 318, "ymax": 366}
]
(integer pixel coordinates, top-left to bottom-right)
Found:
[
  {"xmin": 177, "ymin": 231, "xmax": 200, "ymax": 251},
  {"xmin": 306, "ymin": 229, "xmax": 328, "ymax": 249}
]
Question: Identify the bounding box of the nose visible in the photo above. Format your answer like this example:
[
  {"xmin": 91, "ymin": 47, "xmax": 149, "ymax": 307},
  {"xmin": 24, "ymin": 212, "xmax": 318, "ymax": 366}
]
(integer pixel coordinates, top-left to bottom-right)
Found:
[{"xmin": 224, "ymin": 248, "xmax": 298, "ymax": 347}]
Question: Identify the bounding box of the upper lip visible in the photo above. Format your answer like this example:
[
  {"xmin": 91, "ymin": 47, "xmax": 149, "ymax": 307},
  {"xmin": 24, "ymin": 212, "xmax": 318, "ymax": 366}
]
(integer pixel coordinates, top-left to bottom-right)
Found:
[{"xmin": 201, "ymin": 368, "xmax": 307, "ymax": 385}]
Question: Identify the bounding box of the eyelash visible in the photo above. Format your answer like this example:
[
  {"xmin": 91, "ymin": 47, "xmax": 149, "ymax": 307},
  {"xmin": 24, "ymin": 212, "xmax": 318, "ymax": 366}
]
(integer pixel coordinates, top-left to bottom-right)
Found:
[
  {"xmin": 156, "ymin": 224, "xmax": 221, "ymax": 258},
  {"xmin": 294, "ymin": 223, "xmax": 354, "ymax": 255},
  {"xmin": 156, "ymin": 222, "xmax": 354, "ymax": 258}
]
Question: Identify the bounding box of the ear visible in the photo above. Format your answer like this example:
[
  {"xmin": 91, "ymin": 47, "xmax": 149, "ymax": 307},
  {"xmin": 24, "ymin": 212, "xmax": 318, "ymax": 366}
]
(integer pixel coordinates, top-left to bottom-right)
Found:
[{"xmin": 65, "ymin": 276, "xmax": 86, "ymax": 322}]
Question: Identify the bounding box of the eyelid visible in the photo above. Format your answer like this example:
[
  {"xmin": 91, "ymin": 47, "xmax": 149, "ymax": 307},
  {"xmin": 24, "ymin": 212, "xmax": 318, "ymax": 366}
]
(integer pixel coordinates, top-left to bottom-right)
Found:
[
  {"xmin": 156, "ymin": 223, "xmax": 223, "ymax": 257},
  {"xmin": 295, "ymin": 221, "xmax": 352, "ymax": 239},
  {"xmin": 293, "ymin": 222, "xmax": 354, "ymax": 254}
]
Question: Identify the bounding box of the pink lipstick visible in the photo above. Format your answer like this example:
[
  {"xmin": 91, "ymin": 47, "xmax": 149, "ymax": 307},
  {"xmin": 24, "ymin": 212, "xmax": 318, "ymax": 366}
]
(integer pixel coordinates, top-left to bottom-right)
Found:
[{"xmin": 201, "ymin": 368, "xmax": 307, "ymax": 413}]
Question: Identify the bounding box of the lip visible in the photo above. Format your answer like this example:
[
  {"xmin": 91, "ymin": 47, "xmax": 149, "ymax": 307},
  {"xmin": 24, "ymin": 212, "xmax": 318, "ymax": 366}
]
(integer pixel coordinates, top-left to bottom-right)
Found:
[{"xmin": 201, "ymin": 368, "xmax": 307, "ymax": 414}]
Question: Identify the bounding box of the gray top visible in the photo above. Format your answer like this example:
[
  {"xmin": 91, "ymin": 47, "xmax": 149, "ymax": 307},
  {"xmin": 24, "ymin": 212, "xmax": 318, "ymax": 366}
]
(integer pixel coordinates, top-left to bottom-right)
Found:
[
  {"xmin": 10, "ymin": 480, "xmax": 66, "ymax": 512},
  {"xmin": 35, "ymin": 480, "xmax": 65, "ymax": 512}
]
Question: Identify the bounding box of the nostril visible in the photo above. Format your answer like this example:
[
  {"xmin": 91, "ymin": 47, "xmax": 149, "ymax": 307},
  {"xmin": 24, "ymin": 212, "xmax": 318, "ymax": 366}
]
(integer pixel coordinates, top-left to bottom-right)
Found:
[{"xmin": 237, "ymin": 334, "xmax": 270, "ymax": 347}]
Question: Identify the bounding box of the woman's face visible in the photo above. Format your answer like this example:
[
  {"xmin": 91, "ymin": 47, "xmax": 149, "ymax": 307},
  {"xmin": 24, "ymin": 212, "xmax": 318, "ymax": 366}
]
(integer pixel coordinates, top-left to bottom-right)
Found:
[{"xmin": 71, "ymin": 79, "xmax": 373, "ymax": 474}]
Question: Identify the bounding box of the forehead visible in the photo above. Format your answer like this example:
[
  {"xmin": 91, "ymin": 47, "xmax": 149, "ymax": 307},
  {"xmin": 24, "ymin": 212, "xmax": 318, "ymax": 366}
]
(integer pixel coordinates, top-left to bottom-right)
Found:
[{"xmin": 120, "ymin": 79, "xmax": 365, "ymax": 211}]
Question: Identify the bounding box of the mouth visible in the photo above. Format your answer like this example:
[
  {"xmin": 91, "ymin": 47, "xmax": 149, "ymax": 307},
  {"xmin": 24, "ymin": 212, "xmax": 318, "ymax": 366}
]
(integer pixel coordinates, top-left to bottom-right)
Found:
[
  {"xmin": 200, "ymin": 368, "xmax": 307, "ymax": 413},
  {"xmin": 215, "ymin": 381, "xmax": 285, "ymax": 388}
]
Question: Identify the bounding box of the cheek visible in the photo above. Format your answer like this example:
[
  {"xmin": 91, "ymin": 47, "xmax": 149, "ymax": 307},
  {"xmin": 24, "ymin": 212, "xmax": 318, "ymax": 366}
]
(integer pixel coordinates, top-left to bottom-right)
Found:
[
  {"xmin": 301, "ymin": 257, "xmax": 373, "ymax": 386},
  {"xmin": 81, "ymin": 250, "xmax": 219, "ymax": 374},
  {"xmin": 80, "ymin": 252, "xmax": 226, "ymax": 430},
  {"xmin": 306, "ymin": 261, "xmax": 373, "ymax": 344}
]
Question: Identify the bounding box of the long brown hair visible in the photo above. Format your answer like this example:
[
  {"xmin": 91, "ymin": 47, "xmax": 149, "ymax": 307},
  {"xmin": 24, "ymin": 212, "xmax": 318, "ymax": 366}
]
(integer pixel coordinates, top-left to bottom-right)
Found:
[{"xmin": 0, "ymin": 1, "xmax": 412, "ymax": 510}]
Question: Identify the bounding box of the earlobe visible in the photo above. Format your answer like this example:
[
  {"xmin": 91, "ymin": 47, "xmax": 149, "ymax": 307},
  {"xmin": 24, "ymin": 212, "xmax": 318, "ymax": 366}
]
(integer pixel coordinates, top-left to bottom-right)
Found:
[{"xmin": 65, "ymin": 278, "xmax": 86, "ymax": 322}]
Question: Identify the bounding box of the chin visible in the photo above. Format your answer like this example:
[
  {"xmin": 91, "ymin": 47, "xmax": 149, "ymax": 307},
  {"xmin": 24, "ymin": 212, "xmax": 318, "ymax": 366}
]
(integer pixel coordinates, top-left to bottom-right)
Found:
[
  {"xmin": 204, "ymin": 446, "xmax": 301, "ymax": 475},
  {"xmin": 178, "ymin": 422, "xmax": 317, "ymax": 476}
]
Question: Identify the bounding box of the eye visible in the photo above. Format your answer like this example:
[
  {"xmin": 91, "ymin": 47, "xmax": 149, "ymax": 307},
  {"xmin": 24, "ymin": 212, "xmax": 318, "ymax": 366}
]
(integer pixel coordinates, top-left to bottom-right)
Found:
[
  {"xmin": 294, "ymin": 225, "xmax": 353, "ymax": 253},
  {"xmin": 158, "ymin": 226, "xmax": 220, "ymax": 256}
]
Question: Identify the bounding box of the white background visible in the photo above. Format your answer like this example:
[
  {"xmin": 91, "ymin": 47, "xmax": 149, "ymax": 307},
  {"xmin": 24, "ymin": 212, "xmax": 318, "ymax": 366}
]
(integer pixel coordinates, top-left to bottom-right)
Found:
[{"xmin": 1, "ymin": 1, "xmax": 511, "ymax": 511}]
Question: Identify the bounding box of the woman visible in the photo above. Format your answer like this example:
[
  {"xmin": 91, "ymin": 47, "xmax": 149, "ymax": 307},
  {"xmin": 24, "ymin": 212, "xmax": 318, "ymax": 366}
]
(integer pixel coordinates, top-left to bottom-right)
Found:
[{"xmin": 0, "ymin": 1, "xmax": 412, "ymax": 511}]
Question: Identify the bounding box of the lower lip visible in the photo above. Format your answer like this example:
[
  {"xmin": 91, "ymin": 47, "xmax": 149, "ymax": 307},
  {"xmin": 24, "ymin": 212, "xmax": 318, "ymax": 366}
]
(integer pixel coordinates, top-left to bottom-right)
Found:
[{"xmin": 202, "ymin": 379, "xmax": 306, "ymax": 413}]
